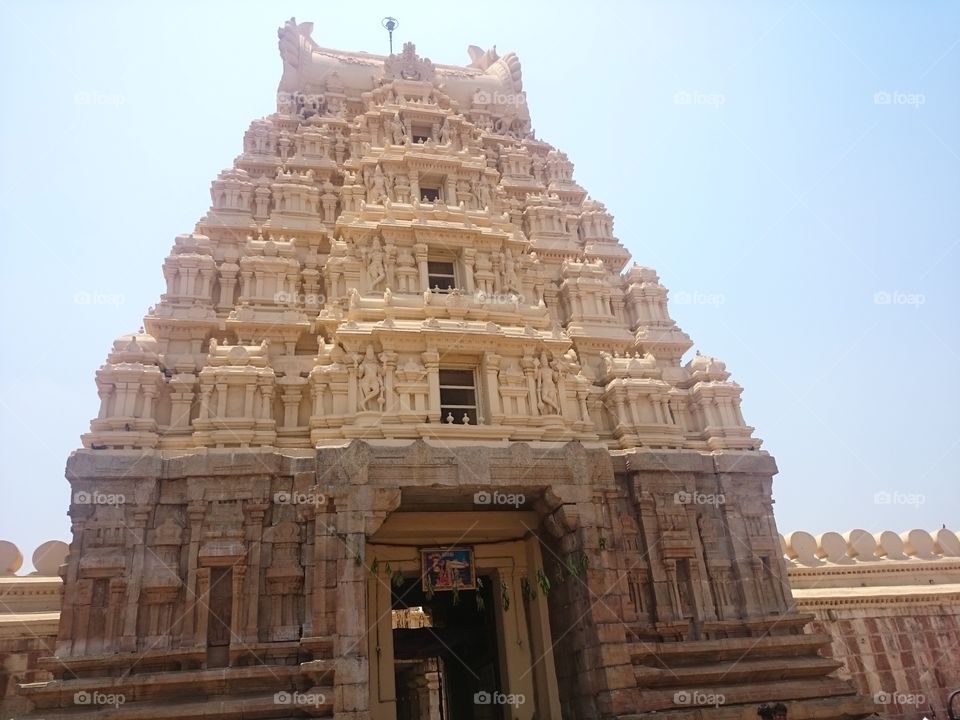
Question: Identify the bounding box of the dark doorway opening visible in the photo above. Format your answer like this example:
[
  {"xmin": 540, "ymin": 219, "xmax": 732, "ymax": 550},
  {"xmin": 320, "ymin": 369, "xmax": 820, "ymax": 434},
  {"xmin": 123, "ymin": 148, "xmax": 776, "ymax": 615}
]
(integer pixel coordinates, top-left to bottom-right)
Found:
[
  {"xmin": 206, "ymin": 567, "xmax": 232, "ymax": 668},
  {"xmin": 392, "ymin": 575, "xmax": 502, "ymax": 720}
]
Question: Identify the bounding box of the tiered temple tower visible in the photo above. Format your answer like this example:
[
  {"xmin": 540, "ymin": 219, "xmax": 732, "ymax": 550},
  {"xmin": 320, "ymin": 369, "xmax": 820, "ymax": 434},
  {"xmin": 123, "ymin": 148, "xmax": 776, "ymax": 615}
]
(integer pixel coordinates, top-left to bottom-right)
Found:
[{"xmin": 19, "ymin": 19, "xmax": 877, "ymax": 720}]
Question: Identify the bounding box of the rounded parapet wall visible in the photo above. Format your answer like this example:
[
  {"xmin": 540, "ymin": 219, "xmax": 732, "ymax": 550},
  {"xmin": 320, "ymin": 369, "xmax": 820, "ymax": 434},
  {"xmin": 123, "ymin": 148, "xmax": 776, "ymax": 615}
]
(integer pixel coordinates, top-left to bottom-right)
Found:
[
  {"xmin": 0, "ymin": 540, "xmax": 68, "ymax": 576},
  {"xmin": 780, "ymin": 528, "xmax": 960, "ymax": 566}
]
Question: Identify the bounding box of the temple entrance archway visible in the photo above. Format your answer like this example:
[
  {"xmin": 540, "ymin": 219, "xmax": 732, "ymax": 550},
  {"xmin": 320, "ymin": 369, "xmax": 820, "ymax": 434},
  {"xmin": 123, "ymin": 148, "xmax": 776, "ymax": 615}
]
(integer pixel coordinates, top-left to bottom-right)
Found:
[{"xmin": 367, "ymin": 511, "xmax": 561, "ymax": 720}]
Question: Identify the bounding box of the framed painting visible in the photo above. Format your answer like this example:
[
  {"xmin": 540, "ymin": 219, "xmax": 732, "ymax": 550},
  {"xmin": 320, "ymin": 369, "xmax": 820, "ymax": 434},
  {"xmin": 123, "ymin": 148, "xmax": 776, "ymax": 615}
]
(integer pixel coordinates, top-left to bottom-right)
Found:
[{"xmin": 420, "ymin": 547, "xmax": 476, "ymax": 591}]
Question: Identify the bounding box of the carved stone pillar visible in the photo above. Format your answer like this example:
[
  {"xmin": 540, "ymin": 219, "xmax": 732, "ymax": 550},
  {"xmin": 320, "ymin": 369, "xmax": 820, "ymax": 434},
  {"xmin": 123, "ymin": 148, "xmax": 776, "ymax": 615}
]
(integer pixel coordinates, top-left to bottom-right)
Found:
[
  {"xmin": 521, "ymin": 354, "xmax": 538, "ymax": 416},
  {"xmin": 380, "ymin": 350, "xmax": 398, "ymax": 413},
  {"xmin": 414, "ymin": 242, "xmax": 429, "ymax": 292},
  {"xmin": 462, "ymin": 248, "xmax": 476, "ymax": 294},
  {"xmin": 422, "ymin": 349, "xmax": 440, "ymax": 423},
  {"xmin": 119, "ymin": 505, "xmax": 151, "ymax": 652},
  {"xmin": 242, "ymin": 502, "xmax": 268, "ymax": 643},
  {"xmin": 482, "ymin": 352, "xmax": 501, "ymax": 423},
  {"xmin": 183, "ymin": 501, "xmax": 206, "ymax": 646}
]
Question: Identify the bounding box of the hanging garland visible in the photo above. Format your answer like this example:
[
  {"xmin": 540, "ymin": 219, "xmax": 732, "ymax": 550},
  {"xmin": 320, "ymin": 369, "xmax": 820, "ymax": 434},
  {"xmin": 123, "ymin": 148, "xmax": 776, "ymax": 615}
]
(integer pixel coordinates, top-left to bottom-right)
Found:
[
  {"xmin": 521, "ymin": 576, "xmax": 536, "ymax": 602},
  {"xmin": 476, "ymin": 577, "xmax": 485, "ymax": 612}
]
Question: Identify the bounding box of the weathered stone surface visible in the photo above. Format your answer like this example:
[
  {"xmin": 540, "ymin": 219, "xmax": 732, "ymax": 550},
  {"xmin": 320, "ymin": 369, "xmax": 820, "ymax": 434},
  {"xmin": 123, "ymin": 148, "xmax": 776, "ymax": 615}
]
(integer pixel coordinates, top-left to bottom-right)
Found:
[{"xmin": 788, "ymin": 528, "xmax": 960, "ymax": 720}]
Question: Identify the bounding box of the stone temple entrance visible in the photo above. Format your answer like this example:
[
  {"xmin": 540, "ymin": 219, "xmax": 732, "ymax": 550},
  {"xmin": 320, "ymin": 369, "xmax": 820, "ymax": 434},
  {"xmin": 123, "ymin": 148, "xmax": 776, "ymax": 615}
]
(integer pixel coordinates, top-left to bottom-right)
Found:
[
  {"xmin": 391, "ymin": 575, "xmax": 500, "ymax": 720},
  {"xmin": 367, "ymin": 510, "xmax": 561, "ymax": 720}
]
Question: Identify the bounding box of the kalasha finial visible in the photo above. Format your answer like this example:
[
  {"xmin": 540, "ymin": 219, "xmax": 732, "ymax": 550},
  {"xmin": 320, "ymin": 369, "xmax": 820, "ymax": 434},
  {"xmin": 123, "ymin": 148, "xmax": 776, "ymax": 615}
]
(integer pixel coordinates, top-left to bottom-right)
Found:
[{"xmin": 382, "ymin": 17, "xmax": 399, "ymax": 55}]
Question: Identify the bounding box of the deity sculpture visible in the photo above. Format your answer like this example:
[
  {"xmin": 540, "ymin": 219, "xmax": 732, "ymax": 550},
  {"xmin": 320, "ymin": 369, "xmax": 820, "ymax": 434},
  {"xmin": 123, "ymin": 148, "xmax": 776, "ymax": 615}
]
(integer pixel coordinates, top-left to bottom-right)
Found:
[
  {"xmin": 357, "ymin": 345, "xmax": 384, "ymax": 411},
  {"xmin": 390, "ymin": 114, "xmax": 405, "ymax": 145},
  {"xmin": 393, "ymin": 173, "xmax": 411, "ymax": 203},
  {"xmin": 365, "ymin": 237, "xmax": 386, "ymax": 290},
  {"xmin": 536, "ymin": 351, "xmax": 561, "ymax": 415},
  {"xmin": 502, "ymin": 247, "xmax": 519, "ymax": 293},
  {"xmin": 367, "ymin": 165, "xmax": 389, "ymax": 204}
]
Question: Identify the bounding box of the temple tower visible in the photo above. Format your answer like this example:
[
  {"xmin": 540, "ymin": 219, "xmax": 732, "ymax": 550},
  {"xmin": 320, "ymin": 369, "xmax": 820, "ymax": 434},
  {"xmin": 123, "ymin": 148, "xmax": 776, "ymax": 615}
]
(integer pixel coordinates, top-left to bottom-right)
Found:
[{"xmin": 18, "ymin": 19, "xmax": 877, "ymax": 720}]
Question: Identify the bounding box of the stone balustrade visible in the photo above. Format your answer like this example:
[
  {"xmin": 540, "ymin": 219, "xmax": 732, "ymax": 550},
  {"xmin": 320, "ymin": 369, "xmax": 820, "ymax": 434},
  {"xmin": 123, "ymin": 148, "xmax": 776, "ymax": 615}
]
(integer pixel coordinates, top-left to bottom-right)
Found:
[
  {"xmin": 779, "ymin": 528, "xmax": 960, "ymax": 566},
  {"xmin": 0, "ymin": 540, "xmax": 68, "ymax": 577}
]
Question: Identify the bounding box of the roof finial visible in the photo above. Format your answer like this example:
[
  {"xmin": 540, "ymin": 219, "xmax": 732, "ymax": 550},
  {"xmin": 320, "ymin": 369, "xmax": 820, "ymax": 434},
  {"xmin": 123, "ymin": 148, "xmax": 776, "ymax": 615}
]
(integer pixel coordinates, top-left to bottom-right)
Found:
[{"xmin": 382, "ymin": 17, "xmax": 399, "ymax": 55}]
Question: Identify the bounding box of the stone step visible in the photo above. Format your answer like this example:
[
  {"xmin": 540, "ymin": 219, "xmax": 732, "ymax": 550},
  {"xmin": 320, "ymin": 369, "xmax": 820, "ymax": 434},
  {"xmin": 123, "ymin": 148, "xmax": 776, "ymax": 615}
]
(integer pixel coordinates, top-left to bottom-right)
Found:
[
  {"xmin": 19, "ymin": 665, "xmax": 301, "ymax": 709},
  {"xmin": 634, "ymin": 655, "xmax": 843, "ymax": 688},
  {"xmin": 620, "ymin": 692, "xmax": 880, "ymax": 720},
  {"xmin": 629, "ymin": 633, "xmax": 833, "ymax": 666},
  {"xmin": 625, "ymin": 677, "xmax": 869, "ymax": 714},
  {"xmin": 16, "ymin": 688, "xmax": 333, "ymax": 720}
]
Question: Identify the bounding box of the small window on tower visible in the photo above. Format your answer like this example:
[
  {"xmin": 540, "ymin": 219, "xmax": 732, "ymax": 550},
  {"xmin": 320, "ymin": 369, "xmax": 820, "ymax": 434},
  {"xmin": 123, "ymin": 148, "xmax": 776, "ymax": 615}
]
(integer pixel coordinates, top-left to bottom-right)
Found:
[
  {"xmin": 427, "ymin": 260, "xmax": 456, "ymax": 292},
  {"xmin": 420, "ymin": 186, "xmax": 441, "ymax": 202},
  {"xmin": 439, "ymin": 369, "xmax": 478, "ymax": 425},
  {"xmin": 411, "ymin": 124, "xmax": 431, "ymax": 143}
]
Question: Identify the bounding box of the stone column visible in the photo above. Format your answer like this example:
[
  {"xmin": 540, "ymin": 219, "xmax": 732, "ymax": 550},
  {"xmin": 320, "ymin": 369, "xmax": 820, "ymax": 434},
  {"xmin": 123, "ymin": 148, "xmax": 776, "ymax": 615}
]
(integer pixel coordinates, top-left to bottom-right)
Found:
[
  {"xmin": 381, "ymin": 351, "xmax": 398, "ymax": 413},
  {"xmin": 462, "ymin": 248, "xmax": 476, "ymax": 294},
  {"xmin": 521, "ymin": 355, "xmax": 538, "ymax": 416},
  {"xmin": 141, "ymin": 384, "xmax": 157, "ymax": 422},
  {"xmin": 281, "ymin": 383, "xmax": 302, "ymax": 429},
  {"xmin": 119, "ymin": 505, "xmax": 151, "ymax": 652},
  {"xmin": 482, "ymin": 352, "xmax": 502, "ymax": 423},
  {"xmin": 422, "ymin": 350, "xmax": 440, "ymax": 424},
  {"xmin": 183, "ymin": 500, "xmax": 205, "ymax": 646},
  {"xmin": 242, "ymin": 502, "xmax": 268, "ymax": 643},
  {"xmin": 415, "ymin": 243, "xmax": 429, "ymax": 291}
]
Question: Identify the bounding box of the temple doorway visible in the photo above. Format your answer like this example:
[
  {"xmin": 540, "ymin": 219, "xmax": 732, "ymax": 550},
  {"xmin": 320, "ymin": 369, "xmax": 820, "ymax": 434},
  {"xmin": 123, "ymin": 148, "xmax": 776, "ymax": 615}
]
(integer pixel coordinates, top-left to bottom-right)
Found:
[
  {"xmin": 366, "ymin": 510, "xmax": 562, "ymax": 720},
  {"xmin": 392, "ymin": 576, "xmax": 501, "ymax": 720}
]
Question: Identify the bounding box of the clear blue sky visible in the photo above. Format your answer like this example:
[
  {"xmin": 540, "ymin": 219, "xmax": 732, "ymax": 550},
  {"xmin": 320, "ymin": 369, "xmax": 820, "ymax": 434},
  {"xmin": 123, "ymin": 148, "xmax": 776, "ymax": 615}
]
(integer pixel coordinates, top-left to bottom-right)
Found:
[{"xmin": 1, "ymin": 1, "xmax": 957, "ymax": 566}]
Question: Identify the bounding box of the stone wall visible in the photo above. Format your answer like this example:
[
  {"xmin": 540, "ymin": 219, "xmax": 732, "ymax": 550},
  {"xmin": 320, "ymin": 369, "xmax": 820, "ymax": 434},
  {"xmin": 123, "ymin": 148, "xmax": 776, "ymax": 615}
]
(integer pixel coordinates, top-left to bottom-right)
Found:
[
  {"xmin": 4, "ymin": 528, "xmax": 958, "ymax": 719},
  {"xmin": 783, "ymin": 529, "xmax": 960, "ymax": 720},
  {"xmin": 0, "ymin": 540, "xmax": 67, "ymax": 720}
]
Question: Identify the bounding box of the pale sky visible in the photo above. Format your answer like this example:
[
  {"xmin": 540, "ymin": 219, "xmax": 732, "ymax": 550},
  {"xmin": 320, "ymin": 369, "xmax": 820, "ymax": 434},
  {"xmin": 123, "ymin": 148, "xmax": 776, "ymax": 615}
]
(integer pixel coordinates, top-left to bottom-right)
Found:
[{"xmin": 1, "ymin": 1, "xmax": 957, "ymax": 565}]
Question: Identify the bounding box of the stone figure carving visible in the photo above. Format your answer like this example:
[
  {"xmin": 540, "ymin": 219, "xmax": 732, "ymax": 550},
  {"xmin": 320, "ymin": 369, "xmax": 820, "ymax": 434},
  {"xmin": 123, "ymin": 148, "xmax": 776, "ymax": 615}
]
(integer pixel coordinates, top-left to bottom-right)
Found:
[
  {"xmin": 536, "ymin": 351, "xmax": 561, "ymax": 415},
  {"xmin": 477, "ymin": 178, "xmax": 492, "ymax": 210},
  {"xmin": 367, "ymin": 165, "xmax": 388, "ymax": 204},
  {"xmin": 334, "ymin": 135, "xmax": 347, "ymax": 164},
  {"xmin": 393, "ymin": 173, "xmax": 411, "ymax": 203},
  {"xmin": 357, "ymin": 345, "xmax": 384, "ymax": 411},
  {"xmin": 365, "ymin": 237, "xmax": 386, "ymax": 289},
  {"xmin": 532, "ymin": 154, "xmax": 546, "ymax": 184},
  {"xmin": 467, "ymin": 45, "xmax": 500, "ymax": 71},
  {"xmin": 390, "ymin": 114, "xmax": 405, "ymax": 145},
  {"xmin": 502, "ymin": 248, "xmax": 519, "ymax": 293}
]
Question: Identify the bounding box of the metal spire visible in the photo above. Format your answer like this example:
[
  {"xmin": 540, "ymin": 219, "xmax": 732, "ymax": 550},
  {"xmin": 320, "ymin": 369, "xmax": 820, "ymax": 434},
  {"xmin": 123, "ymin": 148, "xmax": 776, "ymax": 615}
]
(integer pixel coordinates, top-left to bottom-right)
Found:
[{"xmin": 382, "ymin": 17, "xmax": 399, "ymax": 55}]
